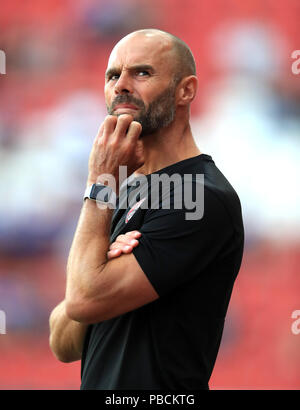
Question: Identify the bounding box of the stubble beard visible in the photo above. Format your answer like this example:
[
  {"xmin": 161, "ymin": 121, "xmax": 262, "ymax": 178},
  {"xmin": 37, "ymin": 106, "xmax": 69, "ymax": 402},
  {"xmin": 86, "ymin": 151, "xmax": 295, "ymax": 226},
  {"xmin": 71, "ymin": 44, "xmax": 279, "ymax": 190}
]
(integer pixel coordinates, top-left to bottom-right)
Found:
[{"xmin": 107, "ymin": 83, "xmax": 177, "ymax": 138}]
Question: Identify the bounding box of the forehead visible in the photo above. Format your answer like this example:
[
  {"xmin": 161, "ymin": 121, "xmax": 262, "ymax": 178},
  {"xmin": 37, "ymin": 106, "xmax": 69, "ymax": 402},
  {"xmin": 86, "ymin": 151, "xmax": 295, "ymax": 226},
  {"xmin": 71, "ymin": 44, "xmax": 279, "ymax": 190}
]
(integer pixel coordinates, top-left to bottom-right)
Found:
[{"xmin": 107, "ymin": 32, "xmax": 174, "ymax": 74}]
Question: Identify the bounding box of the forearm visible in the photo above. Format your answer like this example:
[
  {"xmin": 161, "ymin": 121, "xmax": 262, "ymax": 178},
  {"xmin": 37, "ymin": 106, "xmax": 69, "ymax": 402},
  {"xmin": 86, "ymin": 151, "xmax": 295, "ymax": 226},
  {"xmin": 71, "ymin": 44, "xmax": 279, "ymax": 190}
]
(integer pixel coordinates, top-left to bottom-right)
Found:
[
  {"xmin": 65, "ymin": 199, "xmax": 113, "ymax": 310},
  {"xmin": 65, "ymin": 114, "xmax": 143, "ymax": 321},
  {"xmin": 49, "ymin": 300, "xmax": 88, "ymax": 363}
]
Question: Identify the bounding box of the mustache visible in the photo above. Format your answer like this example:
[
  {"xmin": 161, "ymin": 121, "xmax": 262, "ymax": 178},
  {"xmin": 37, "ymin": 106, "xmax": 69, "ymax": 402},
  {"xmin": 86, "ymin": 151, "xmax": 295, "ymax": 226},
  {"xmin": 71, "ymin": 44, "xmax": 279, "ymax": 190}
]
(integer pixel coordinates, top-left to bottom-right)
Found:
[{"xmin": 111, "ymin": 95, "xmax": 145, "ymax": 110}]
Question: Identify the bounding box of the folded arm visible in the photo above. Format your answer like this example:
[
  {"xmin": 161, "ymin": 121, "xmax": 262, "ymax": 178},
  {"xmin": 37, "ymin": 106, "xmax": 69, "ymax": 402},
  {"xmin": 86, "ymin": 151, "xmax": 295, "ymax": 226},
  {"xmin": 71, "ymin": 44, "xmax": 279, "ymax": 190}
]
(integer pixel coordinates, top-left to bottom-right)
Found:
[
  {"xmin": 49, "ymin": 230, "xmax": 141, "ymax": 362},
  {"xmin": 65, "ymin": 200, "xmax": 158, "ymax": 324},
  {"xmin": 49, "ymin": 114, "xmax": 158, "ymax": 361},
  {"xmin": 49, "ymin": 300, "xmax": 88, "ymax": 363}
]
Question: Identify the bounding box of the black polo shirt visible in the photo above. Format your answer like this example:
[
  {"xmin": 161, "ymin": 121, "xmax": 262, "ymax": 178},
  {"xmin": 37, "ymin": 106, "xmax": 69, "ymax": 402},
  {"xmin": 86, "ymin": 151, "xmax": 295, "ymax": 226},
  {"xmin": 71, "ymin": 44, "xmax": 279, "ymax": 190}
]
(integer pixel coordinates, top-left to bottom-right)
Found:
[{"xmin": 80, "ymin": 154, "xmax": 244, "ymax": 390}]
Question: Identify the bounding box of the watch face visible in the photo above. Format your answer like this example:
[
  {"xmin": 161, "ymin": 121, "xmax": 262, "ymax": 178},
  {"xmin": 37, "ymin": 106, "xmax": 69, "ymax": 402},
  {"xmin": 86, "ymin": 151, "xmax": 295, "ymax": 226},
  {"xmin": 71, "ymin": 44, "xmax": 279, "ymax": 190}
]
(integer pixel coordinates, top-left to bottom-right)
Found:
[{"xmin": 91, "ymin": 184, "xmax": 112, "ymax": 203}]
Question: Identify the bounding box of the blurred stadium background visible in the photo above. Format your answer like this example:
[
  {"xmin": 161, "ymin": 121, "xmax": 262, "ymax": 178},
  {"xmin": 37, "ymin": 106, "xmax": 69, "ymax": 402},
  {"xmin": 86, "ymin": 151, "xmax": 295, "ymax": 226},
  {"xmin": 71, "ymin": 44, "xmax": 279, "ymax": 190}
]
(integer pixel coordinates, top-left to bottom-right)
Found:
[{"xmin": 0, "ymin": 0, "xmax": 299, "ymax": 390}]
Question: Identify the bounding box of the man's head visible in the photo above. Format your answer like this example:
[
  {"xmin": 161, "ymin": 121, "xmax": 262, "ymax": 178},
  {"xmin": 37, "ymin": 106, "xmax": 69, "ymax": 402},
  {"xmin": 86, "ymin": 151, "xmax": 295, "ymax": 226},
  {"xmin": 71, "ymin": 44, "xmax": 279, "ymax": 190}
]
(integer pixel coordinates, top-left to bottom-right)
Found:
[{"xmin": 105, "ymin": 29, "xmax": 197, "ymax": 137}]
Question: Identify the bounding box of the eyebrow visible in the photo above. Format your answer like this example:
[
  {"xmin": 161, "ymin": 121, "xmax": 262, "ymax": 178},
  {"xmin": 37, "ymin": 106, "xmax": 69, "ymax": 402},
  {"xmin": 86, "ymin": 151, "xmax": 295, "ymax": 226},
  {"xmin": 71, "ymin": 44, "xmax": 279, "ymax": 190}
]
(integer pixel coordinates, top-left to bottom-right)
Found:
[{"xmin": 105, "ymin": 64, "xmax": 155, "ymax": 78}]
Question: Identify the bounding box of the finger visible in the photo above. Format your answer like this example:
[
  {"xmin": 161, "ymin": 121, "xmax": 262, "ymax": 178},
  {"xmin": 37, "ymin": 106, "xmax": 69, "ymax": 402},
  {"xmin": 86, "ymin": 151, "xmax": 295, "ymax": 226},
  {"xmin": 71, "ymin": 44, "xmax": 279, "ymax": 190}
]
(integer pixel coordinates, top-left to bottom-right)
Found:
[
  {"xmin": 107, "ymin": 244, "xmax": 134, "ymax": 259},
  {"xmin": 120, "ymin": 231, "xmax": 142, "ymax": 240},
  {"xmin": 102, "ymin": 115, "xmax": 118, "ymax": 143},
  {"xmin": 120, "ymin": 245, "xmax": 135, "ymax": 253},
  {"xmin": 95, "ymin": 122, "xmax": 105, "ymax": 143},
  {"xmin": 114, "ymin": 114, "xmax": 134, "ymax": 139},
  {"xmin": 107, "ymin": 248, "xmax": 122, "ymax": 260},
  {"xmin": 90, "ymin": 123, "xmax": 105, "ymax": 152},
  {"xmin": 109, "ymin": 242, "xmax": 126, "ymax": 250},
  {"xmin": 135, "ymin": 139, "xmax": 145, "ymax": 166},
  {"xmin": 108, "ymin": 231, "xmax": 141, "ymax": 251},
  {"xmin": 125, "ymin": 230, "xmax": 141, "ymax": 238},
  {"xmin": 126, "ymin": 121, "xmax": 142, "ymax": 141},
  {"xmin": 113, "ymin": 235, "xmax": 139, "ymax": 247},
  {"xmin": 109, "ymin": 240, "xmax": 137, "ymax": 250}
]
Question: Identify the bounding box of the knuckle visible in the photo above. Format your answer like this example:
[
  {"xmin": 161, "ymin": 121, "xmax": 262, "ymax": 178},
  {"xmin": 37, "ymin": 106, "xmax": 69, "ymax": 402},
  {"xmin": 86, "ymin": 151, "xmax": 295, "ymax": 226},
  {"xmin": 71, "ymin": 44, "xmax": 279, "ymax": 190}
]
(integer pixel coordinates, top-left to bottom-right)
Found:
[
  {"xmin": 117, "ymin": 114, "xmax": 133, "ymax": 127},
  {"xmin": 109, "ymin": 138, "xmax": 118, "ymax": 148},
  {"xmin": 116, "ymin": 235, "xmax": 126, "ymax": 243},
  {"xmin": 97, "ymin": 136, "xmax": 105, "ymax": 146},
  {"xmin": 123, "ymin": 237, "xmax": 133, "ymax": 245},
  {"xmin": 106, "ymin": 114, "xmax": 115, "ymax": 120},
  {"xmin": 129, "ymin": 121, "xmax": 142, "ymax": 136},
  {"xmin": 104, "ymin": 115, "xmax": 117, "ymax": 127},
  {"xmin": 132, "ymin": 121, "xmax": 142, "ymax": 129},
  {"xmin": 119, "ymin": 114, "xmax": 133, "ymax": 122}
]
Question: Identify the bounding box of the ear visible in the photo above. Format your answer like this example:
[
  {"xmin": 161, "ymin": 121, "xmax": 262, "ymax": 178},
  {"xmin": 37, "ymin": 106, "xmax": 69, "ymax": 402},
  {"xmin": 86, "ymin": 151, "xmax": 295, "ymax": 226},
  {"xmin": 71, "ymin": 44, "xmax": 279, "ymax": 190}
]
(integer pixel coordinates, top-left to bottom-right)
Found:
[{"xmin": 176, "ymin": 76, "xmax": 198, "ymax": 107}]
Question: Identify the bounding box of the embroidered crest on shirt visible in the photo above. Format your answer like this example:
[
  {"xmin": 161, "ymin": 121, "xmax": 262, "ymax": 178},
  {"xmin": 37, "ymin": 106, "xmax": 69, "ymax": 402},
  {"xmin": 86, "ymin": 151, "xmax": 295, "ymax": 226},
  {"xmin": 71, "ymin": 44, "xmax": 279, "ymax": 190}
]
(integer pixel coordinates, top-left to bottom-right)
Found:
[{"xmin": 125, "ymin": 197, "xmax": 147, "ymax": 223}]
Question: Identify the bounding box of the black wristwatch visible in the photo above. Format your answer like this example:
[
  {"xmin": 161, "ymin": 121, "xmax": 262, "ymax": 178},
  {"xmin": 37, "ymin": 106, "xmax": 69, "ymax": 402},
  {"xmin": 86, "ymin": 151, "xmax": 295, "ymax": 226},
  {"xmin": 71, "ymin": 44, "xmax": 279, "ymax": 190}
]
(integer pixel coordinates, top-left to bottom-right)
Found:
[{"xmin": 83, "ymin": 183, "xmax": 117, "ymax": 207}]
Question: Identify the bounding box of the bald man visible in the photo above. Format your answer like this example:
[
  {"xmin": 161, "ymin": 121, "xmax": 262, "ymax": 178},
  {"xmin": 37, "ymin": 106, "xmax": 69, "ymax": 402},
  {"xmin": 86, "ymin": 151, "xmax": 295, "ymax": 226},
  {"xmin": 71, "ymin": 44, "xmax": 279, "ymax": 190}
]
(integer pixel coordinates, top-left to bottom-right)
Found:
[{"xmin": 49, "ymin": 29, "xmax": 244, "ymax": 390}]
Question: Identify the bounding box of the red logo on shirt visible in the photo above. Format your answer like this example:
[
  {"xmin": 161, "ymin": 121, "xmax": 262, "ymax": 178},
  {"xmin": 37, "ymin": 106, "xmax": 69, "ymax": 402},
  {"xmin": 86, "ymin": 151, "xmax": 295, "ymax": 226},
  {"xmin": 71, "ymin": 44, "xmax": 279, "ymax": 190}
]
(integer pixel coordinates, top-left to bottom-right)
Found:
[{"xmin": 125, "ymin": 198, "xmax": 146, "ymax": 223}]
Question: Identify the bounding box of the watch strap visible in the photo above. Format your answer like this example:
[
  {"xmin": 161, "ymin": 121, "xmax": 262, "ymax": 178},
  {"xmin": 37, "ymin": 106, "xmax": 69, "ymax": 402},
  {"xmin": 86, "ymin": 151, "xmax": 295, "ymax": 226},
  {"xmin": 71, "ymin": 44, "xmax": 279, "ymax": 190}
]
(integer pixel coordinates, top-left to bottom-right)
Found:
[{"xmin": 84, "ymin": 183, "xmax": 117, "ymax": 207}]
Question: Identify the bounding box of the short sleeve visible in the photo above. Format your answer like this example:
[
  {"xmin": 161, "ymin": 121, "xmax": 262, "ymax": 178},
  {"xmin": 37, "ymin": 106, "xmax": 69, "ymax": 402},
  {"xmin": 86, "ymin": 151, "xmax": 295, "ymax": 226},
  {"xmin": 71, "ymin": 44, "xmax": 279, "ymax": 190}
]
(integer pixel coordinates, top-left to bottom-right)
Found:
[{"xmin": 132, "ymin": 188, "xmax": 233, "ymax": 297}]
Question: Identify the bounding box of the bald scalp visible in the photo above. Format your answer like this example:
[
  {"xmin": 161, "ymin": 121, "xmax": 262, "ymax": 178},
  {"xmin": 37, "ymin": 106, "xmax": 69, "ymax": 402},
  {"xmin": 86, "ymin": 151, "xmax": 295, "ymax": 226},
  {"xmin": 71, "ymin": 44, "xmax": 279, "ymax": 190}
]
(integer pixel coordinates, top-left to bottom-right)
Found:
[{"xmin": 124, "ymin": 29, "xmax": 196, "ymax": 85}]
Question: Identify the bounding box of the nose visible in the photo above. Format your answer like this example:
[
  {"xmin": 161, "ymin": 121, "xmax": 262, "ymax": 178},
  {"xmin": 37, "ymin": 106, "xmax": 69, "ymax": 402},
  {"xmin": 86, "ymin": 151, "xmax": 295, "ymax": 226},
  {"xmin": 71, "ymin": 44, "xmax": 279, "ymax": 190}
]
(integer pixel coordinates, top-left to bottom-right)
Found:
[{"xmin": 114, "ymin": 71, "xmax": 133, "ymax": 95}]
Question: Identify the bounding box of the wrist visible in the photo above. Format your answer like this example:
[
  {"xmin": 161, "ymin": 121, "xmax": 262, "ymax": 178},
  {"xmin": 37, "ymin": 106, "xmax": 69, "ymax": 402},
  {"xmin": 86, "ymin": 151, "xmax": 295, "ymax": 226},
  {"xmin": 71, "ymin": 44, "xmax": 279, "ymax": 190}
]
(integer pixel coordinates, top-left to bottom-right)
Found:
[
  {"xmin": 86, "ymin": 172, "xmax": 99, "ymax": 188},
  {"xmin": 87, "ymin": 173, "xmax": 119, "ymax": 195}
]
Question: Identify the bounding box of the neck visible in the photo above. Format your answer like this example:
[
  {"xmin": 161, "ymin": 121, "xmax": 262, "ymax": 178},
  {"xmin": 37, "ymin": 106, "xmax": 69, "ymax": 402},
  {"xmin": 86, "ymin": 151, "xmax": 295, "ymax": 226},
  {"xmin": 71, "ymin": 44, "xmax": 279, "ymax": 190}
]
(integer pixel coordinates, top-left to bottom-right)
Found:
[{"xmin": 135, "ymin": 116, "xmax": 201, "ymax": 176}]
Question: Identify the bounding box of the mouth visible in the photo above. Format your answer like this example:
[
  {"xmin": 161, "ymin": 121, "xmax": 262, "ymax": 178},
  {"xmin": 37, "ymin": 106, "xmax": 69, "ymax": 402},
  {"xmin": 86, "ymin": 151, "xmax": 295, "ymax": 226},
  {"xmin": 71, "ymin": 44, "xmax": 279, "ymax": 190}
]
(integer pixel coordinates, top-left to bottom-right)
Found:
[{"xmin": 113, "ymin": 104, "xmax": 138, "ymax": 112}]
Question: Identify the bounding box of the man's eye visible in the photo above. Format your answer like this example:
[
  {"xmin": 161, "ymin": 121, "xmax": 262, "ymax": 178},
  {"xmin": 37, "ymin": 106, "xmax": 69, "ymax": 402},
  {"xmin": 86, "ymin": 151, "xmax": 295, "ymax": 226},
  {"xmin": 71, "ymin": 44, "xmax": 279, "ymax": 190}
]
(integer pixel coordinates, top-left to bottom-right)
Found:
[
  {"xmin": 107, "ymin": 74, "xmax": 119, "ymax": 81},
  {"xmin": 136, "ymin": 71, "xmax": 149, "ymax": 77},
  {"xmin": 110, "ymin": 75, "xmax": 119, "ymax": 81}
]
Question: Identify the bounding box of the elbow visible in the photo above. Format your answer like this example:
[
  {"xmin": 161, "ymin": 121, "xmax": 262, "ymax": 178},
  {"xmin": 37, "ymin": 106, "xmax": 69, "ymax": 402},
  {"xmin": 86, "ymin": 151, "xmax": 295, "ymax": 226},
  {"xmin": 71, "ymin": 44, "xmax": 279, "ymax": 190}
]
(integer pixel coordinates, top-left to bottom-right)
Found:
[{"xmin": 49, "ymin": 334, "xmax": 78, "ymax": 364}]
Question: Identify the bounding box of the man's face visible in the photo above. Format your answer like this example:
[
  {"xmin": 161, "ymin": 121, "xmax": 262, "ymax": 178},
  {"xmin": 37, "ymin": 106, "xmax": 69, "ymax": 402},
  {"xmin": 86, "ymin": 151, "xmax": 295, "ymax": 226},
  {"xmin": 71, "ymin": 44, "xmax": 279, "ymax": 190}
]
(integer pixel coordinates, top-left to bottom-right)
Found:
[{"xmin": 104, "ymin": 33, "xmax": 177, "ymax": 137}]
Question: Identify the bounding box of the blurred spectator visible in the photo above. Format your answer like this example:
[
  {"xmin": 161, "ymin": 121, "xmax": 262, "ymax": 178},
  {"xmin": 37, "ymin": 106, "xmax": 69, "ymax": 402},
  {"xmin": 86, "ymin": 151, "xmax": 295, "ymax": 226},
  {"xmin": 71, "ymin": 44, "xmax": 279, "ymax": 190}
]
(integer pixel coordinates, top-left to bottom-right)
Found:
[
  {"xmin": 0, "ymin": 90, "xmax": 105, "ymax": 255},
  {"xmin": 192, "ymin": 20, "xmax": 300, "ymax": 244},
  {"xmin": 76, "ymin": 0, "xmax": 156, "ymax": 42}
]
